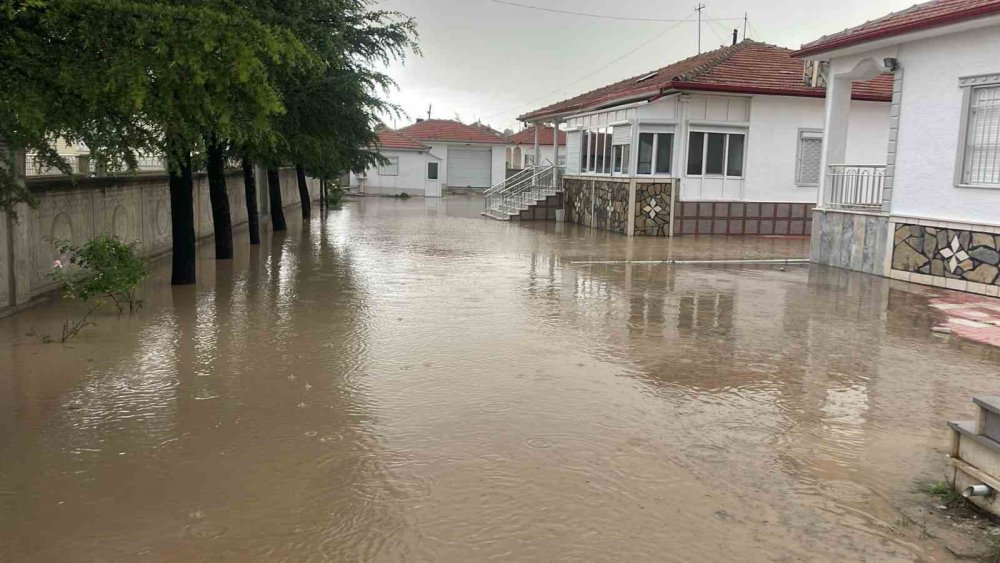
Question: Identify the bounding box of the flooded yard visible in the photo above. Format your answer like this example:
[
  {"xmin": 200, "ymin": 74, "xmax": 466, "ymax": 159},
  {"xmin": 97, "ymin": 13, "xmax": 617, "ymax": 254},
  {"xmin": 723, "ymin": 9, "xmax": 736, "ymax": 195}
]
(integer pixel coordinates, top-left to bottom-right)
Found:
[{"xmin": 1, "ymin": 196, "xmax": 999, "ymax": 561}]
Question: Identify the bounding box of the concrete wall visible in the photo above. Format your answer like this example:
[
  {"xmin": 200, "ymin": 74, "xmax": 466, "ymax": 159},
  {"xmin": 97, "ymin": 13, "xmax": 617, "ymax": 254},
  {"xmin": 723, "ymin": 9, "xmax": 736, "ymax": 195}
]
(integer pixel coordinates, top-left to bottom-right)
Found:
[
  {"xmin": 888, "ymin": 25, "xmax": 1000, "ymax": 225},
  {"xmin": 425, "ymin": 142, "xmax": 510, "ymax": 189},
  {"xmin": 357, "ymin": 149, "xmax": 441, "ymax": 197},
  {"xmin": 508, "ymin": 144, "xmax": 562, "ymax": 168},
  {"xmin": 746, "ymin": 95, "xmax": 890, "ymax": 203},
  {"xmin": 0, "ymin": 167, "xmax": 318, "ymax": 313},
  {"xmin": 810, "ymin": 209, "xmax": 891, "ymax": 276}
]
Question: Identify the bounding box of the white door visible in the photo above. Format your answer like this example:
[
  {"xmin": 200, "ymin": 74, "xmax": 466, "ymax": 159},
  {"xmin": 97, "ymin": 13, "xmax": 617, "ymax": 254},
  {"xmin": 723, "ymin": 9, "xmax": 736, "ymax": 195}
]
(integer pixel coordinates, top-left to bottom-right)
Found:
[{"xmin": 447, "ymin": 148, "xmax": 492, "ymax": 188}]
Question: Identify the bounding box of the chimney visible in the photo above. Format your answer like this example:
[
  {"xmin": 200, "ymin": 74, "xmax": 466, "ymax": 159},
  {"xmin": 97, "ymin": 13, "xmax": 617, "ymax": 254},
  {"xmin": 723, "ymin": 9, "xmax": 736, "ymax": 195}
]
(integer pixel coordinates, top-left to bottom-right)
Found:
[
  {"xmin": 732, "ymin": 29, "xmax": 738, "ymax": 46},
  {"xmin": 416, "ymin": 118, "xmax": 424, "ymax": 123}
]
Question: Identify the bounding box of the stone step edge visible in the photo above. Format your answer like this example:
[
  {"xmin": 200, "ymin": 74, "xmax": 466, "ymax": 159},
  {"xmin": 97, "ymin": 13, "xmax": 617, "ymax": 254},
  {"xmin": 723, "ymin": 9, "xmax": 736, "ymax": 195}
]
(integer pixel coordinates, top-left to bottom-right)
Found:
[
  {"xmin": 973, "ymin": 396, "xmax": 1000, "ymax": 417},
  {"xmin": 950, "ymin": 420, "xmax": 1000, "ymax": 455}
]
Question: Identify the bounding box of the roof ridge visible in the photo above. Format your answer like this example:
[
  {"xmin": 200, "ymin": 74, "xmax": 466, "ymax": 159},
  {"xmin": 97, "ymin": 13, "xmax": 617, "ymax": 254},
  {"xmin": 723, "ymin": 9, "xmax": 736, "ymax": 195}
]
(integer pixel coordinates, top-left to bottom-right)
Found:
[{"xmin": 673, "ymin": 42, "xmax": 746, "ymax": 82}]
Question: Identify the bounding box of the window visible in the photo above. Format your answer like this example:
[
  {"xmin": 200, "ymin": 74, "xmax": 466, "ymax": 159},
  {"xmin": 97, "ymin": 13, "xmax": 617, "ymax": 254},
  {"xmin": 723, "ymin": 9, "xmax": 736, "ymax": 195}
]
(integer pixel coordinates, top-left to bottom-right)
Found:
[
  {"xmin": 960, "ymin": 81, "xmax": 1000, "ymax": 186},
  {"xmin": 686, "ymin": 130, "xmax": 745, "ymax": 177},
  {"xmin": 795, "ymin": 130, "xmax": 823, "ymax": 186},
  {"xmin": 524, "ymin": 154, "xmax": 534, "ymax": 167},
  {"xmin": 613, "ymin": 144, "xmax": 631, "ymax": 173},
  {"xmin": 378, "ymin": 156, "xmax": 399, "ymax": 176},
  {"xmin": 427, "ymin": 161, "xmax": 438, "ymax": 180},
  {"xmin": 637, "ymin": 132, "xmax": 673, "ymax": 175}
]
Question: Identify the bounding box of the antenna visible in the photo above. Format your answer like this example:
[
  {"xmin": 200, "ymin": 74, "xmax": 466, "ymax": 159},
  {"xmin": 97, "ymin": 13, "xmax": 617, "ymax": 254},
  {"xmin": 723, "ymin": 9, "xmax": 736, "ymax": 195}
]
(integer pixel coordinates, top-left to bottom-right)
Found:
[
  {"xmin": 427, "ymin": 104, "xmax": 432, "ymax": 120},
  {"xmin": 743, "ymin": 12, "xmax": 748, "ymax": 39},
  {"xmin": 696, "ymin": 3, "xmax": 705, "ymax": 53}
]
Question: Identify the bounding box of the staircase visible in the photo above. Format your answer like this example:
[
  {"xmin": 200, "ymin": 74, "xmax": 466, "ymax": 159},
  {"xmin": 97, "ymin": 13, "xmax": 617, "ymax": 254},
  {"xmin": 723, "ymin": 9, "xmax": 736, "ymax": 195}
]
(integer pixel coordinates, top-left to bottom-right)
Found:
[{"xmin": 482, "ymin": 165, "xmax": 562, "ymax": 221}]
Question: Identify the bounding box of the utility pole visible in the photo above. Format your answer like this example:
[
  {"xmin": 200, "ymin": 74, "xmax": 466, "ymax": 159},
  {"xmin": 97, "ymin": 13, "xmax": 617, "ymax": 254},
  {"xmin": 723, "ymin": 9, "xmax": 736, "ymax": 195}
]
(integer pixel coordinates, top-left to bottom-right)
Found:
[
  {"xmin": 743, "ymin": 12, "xmax": 748, "ymax": 40},
  {"xmin": 696, "ymin": 3, "xmax": 705, "ymax": 53}
]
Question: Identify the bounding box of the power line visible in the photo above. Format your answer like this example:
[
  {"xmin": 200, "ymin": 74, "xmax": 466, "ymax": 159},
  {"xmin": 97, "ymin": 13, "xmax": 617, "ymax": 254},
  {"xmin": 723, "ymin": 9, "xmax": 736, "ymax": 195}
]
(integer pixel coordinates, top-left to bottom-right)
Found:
[
  {"xmin": 488, "ymin": 0, "xmax": 739, "ymax": 23},
  {"xmin": 481, "ymin": 11, "xmax": 698, "ymax": 122}
]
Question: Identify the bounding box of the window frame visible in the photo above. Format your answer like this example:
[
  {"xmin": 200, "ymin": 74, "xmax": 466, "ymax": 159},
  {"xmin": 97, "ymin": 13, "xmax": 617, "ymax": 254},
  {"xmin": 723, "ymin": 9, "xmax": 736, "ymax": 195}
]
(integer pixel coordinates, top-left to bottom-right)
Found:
[
  {"xmin": 956, "ymin": 73, "xmax": 1000, "ymax": 189},
  {"xmin": 426, "ymin": 161, "xmax": 439, "ymax": 180},
  {"xmin": 377, "ymin": 155, "xmax": 399, "ymax": 176},
  {"xmin": 794, "ymin": 128, "xmax": 823, "ymax": 187},
  {"xmin": 685, "ymin": 128, "xmax": 747, "ymax": 179},
  {"xmin": 635, "ymin": 129, "xmax": 675, "ymax": 176}
]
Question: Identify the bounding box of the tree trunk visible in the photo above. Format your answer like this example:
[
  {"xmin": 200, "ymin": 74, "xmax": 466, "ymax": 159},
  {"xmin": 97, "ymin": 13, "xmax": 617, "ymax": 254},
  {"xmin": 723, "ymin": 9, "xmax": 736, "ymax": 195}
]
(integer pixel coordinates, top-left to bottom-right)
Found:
[
  {"xmin": 267, "ymin": 167, "xmax": 287, "ymax": 231},
  {"xmin": 205, "ymin": 139, "xmax": 233, "ymax": 259},
  {"xmin": 242, "ymin": 157, "xmax": 261, "ymax": 245},
  {"xmin": 168, "ymin": 150, "xmax": 196, "ymax": 285},
  {"xmin": 296, "ymin": 164, "xmax": 311, "ymax": 219}
]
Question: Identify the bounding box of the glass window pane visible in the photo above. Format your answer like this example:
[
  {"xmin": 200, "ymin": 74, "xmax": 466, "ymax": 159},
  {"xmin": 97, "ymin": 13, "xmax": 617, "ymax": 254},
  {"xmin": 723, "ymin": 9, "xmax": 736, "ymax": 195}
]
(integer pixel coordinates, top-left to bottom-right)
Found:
[
  {"xmin": 613, "ymin": 145, "xmax": 623, "ymax": 173},
  {"xmin": 687, "ymin": 132, "xmax": 704, "ymax": 175},
  {"xmin": 427, "ymin": 162, "xmax": 438, "ymax": 180},
  {"xmin": 621, "ymin": 145, "xmax": 630, "ymax": 175},
  {"xmin": 726, "ymin": 134, "xmax": 745, "ymax": 177},
  {"xmin": 654, "ymin": 133, "xmax": 673, "ymax": 174},
  {"xmin": 581, "ymin": 133, "xmax": 589, "ymax": 172},
  {"xmin": 638, "ymin": 133, "xmax": 654, "ymax": 174},
  {"xmin": 705, "ymin": 133, "xmax": 725, "ymax": 175},
  {"xmin": 603, "ymin": 131, "xmax": 612, "ymax": 173}
]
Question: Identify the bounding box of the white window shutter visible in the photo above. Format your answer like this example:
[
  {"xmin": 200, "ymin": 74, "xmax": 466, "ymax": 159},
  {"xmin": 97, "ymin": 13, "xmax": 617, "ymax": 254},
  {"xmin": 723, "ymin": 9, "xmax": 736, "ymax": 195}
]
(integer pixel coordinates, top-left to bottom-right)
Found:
[{"xmin": 566, "ymin": 131, "xmax": 581, "ymax": 175}]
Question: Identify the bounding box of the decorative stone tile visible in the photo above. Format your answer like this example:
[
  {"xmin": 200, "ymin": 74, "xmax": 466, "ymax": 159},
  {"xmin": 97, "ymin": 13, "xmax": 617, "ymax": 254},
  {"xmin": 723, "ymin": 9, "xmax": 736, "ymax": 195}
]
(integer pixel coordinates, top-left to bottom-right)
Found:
[
  {"xmin": 633, "ymin": 182, "xmax": 673, "ymax": 237},
  {"xmin": 891, "ymin": 222, "xmax": 1000, "ymax": 289}
]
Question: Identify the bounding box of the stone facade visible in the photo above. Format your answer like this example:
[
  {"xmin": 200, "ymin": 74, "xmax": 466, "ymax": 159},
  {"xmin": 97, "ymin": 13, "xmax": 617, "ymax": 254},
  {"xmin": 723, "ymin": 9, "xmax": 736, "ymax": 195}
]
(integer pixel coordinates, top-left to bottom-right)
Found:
[
  {"xmin": 810, "ymin": 210, "xmax": 890, "ymax": 276},
  {"xmin": 563, "ymin": 177, "xmax": 630, "ymax": 235},
  {"xmin": 0, "ymin": 167, "xmax": 318, "ymax": 314},
  {"xmin": 633, "ymin": 182, "xmax": 673, "ymax": 236},
  {"xmin": 890, "ymin": 222, "xmax": 1000, "ymax": 294}
]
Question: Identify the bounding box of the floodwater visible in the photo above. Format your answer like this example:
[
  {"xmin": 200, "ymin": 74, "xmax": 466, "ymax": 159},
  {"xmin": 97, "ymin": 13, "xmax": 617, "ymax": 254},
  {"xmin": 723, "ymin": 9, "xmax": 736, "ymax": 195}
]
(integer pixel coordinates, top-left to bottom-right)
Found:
[{"xmin": 1, "ymin": 196, "xmax": 999, "ymax": 561}]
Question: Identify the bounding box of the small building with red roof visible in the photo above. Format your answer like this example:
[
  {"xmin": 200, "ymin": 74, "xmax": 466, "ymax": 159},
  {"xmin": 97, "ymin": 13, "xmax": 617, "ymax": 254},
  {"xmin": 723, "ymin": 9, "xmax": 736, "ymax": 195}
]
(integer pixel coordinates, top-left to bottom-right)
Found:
[
  {"xmin": 505, "ymin": 125, "xmax": 566, "ymax": 169},
  {"xmin": 352, "ymin": 128, "xmax": 443, "ymax": 197},
  {"xmin": 795, "ymin": 0, "xmax": 1000, "ymax": 298},
  {"xmin": 502, "ymin": 39, "xmax": 893, "ymax": 236},
  {"xmin": 394, "ymin": 119, "xmax": 507, "ymax": 189}
]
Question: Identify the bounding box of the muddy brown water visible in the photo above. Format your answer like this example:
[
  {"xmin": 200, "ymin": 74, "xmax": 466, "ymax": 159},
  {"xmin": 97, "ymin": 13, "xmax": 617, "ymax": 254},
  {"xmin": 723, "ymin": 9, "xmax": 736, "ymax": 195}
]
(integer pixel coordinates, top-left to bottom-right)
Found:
[{"xmin": 1, "ymin": 196, "xmax": 999, "ymax": 561}]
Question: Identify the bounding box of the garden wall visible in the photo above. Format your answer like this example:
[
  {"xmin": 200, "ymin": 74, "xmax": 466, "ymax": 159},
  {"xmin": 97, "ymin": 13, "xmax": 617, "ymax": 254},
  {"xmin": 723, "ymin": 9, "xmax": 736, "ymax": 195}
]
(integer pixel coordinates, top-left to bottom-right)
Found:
[{"xmin": 0, "ymin": 167, "xmax": 319, "ymax": 314}]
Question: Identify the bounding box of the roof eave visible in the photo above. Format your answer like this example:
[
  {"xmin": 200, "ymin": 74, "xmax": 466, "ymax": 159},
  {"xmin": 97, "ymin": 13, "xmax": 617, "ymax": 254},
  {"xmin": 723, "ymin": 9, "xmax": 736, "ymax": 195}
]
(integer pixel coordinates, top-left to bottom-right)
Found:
[
  {"xmin": 519, "ymin": 89, "xmax": 660, "ymax": 123},
  {"xmin": 673, "ymin": 82, "xmax": 891, "ymax": 103},
  {"xmin": 795, "ymin": 6, "xmax": 1000, "ymax": 59}
]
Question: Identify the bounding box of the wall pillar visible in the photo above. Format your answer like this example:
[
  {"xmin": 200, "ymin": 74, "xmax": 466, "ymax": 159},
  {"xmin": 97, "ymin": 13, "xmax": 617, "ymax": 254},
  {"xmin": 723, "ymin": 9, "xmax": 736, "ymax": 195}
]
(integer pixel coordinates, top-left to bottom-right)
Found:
[
  {"xmin": 533, "ymin": 125, "xmax": 540, "ymax": 168},
  {"xmin": 819, "ymin": 75, "xmax": 852, "ymax": 208},
  {"xmin": 882, "ymin": 68, "xmax": 904, "ymax": 213},
  {"xmin": 551, "ymin": 120, "xmax": 560, "ymax": 167}
]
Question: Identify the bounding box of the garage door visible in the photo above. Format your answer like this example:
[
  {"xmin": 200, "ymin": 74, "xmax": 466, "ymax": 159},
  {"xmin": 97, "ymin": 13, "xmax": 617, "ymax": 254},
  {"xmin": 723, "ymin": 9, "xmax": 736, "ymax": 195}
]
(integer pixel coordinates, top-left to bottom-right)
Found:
[{"xmin": 447, "ymin": 148, "xmax": 492, "ymax": 188}]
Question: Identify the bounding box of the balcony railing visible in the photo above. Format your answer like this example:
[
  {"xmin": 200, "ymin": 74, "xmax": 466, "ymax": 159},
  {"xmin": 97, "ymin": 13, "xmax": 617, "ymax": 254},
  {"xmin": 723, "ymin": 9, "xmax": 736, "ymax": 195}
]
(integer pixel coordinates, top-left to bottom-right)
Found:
[{"xmin": 826, "ymin": 164, "xmax": 886, "ymax": 211}]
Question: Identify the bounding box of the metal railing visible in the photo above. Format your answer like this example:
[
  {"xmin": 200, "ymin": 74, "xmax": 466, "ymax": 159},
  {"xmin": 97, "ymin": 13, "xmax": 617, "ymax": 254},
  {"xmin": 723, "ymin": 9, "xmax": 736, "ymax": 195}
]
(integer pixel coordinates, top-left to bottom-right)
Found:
[
  {"xmin": 25, "ymin": 153, "xmax": 83, "ymax": 176},
  {"xmin": 826, "ymin": 164, "xmax": 886, "ymax": 211},
  {"xmin": 484, "ymin": 164, "xmax": 561, "ymax": 219}
]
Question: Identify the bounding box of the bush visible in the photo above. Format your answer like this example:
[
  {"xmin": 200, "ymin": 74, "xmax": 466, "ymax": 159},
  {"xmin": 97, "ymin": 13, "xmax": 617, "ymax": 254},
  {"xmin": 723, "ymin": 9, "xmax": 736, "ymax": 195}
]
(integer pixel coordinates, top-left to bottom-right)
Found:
[{"xmin": 49, "ymin": 236, "xmax": 149, "ymax": 342}]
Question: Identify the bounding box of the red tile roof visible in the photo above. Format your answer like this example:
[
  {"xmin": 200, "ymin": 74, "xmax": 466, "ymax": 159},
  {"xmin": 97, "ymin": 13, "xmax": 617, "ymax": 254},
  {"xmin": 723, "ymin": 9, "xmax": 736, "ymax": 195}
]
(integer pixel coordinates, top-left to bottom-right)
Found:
[
  {"xmin": 796, "ymin": 0, "xmax": 1000, "ymax": 58},
  {"xmin": 506, "ymin": 125, "xmax": 567, "ymax": 146},
  {"xmin": 376, "ymin": 128, "xmax": 428, "ymax": 151},
  {"xmin": 396, "ymin": 119, "xmax": 506, "ymax": 144},
  {"xmin": 519, "ymin": 40, "xmax": 893, "ymax": 122}
]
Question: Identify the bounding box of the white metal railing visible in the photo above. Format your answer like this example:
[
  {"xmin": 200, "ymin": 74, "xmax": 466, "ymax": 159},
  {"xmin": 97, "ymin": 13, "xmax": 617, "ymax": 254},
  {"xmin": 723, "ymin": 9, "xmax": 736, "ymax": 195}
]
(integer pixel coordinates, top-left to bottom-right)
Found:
[
  {"xmin": 484, "ymin": 164, "xmax": 561, "ymax": 218},
  {"xmin": 25, "ymin": 153, "xmax": 82, "ymax": 176},
  {"xmin": 826, "ymin": 164, "xmax": 886, "ymax": 210}
]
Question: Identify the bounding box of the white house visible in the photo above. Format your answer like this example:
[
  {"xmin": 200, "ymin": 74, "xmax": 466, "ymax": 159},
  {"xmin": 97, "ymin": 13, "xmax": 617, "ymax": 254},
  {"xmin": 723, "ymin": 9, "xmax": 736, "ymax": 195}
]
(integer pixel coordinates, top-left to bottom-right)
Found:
[
  {"xmin": 392, "ymin": 119, "xmax": 507, "ymax": 190},
  {"xmin": 506, "ymin": 125, "xmax": 566, "ymax": 169},
  {"xmin": 354, "ymin": 129, "xmax": 442, "ymax": 197},
  {"xmin": 496, "ymin": 39, "xmax": 893, "ymax": 235},
  {"xmin": 797, "ymin": 0, "xmax": 1000, "ymax": 296}
]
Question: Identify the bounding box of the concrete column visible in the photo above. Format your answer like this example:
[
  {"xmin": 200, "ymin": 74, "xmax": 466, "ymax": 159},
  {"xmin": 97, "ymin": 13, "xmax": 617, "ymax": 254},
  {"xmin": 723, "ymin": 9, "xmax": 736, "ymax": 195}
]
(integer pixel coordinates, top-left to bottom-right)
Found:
[
  {"xmin": 882, "ymin": 68, "xmax": 904, "ymax": 213},
  {"xmin": 551, "ymin": 120, "xmax": 560, "ymax": 168},
  {"xmin": 533, "ymin": 125, "xmax": 540, "ymax": 168},
  {"xmin": 7, "ymin": 150, "xmax": 32, "ymax": 306},
  {"xmin": 818, "ymin": 75, "xmax": 852, "ymax": 208}
]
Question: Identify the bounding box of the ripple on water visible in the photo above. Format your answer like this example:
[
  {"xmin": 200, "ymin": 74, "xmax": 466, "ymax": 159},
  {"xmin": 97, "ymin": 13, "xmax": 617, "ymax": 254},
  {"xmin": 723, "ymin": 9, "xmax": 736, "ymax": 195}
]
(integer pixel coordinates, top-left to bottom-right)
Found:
[
  {"xmin": 182, "ymin": 522, "xmax": 228, "ymax": 540},
  {"xmin": 525, "ymin": 437, "xmax": 554, "ymax": 449},
  {"xmin": 816, "ymin": 479, "xmax": 873, "ymax": 504},
  {"xmin": 479, "ymin": 402, "xmax": 513, "ymax": 414}
]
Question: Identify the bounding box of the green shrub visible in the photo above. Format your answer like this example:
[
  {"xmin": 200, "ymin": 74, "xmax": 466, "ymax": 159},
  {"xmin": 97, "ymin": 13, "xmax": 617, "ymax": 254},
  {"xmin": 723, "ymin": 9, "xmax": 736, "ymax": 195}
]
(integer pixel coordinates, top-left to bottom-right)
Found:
[{"xmin": 49, "ymin": 236, "xmax": 149, "ymax": 342}]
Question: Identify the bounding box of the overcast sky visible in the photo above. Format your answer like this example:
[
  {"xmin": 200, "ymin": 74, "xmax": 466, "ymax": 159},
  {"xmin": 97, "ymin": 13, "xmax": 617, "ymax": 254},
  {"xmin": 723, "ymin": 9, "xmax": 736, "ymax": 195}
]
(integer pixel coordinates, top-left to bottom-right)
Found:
[{"xmin": 375, "ymin": 0, "xmax": 917, "ymax": 132}]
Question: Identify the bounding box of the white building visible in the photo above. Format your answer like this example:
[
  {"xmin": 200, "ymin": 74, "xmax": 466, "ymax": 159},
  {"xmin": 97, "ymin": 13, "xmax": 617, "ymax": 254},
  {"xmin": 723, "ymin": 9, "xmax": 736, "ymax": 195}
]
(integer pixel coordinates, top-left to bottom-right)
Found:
[
  {"xmin": 495, "ymin": 40, "xmax": 892, "ymax": 235},
  {"xmin": 393, "ymin": 119, "xmax": 507, "ymax": 190},
  {"xmin": 797, "ymin": 0, "xmax": 1000, "ymax": 296},
  {"xmin": 506, "ymin": 125, "xmax": 566, "ymax": 169},
  {"xmin": 354, "ymin": 129, "xmax": 442, "ymax": 197}
]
